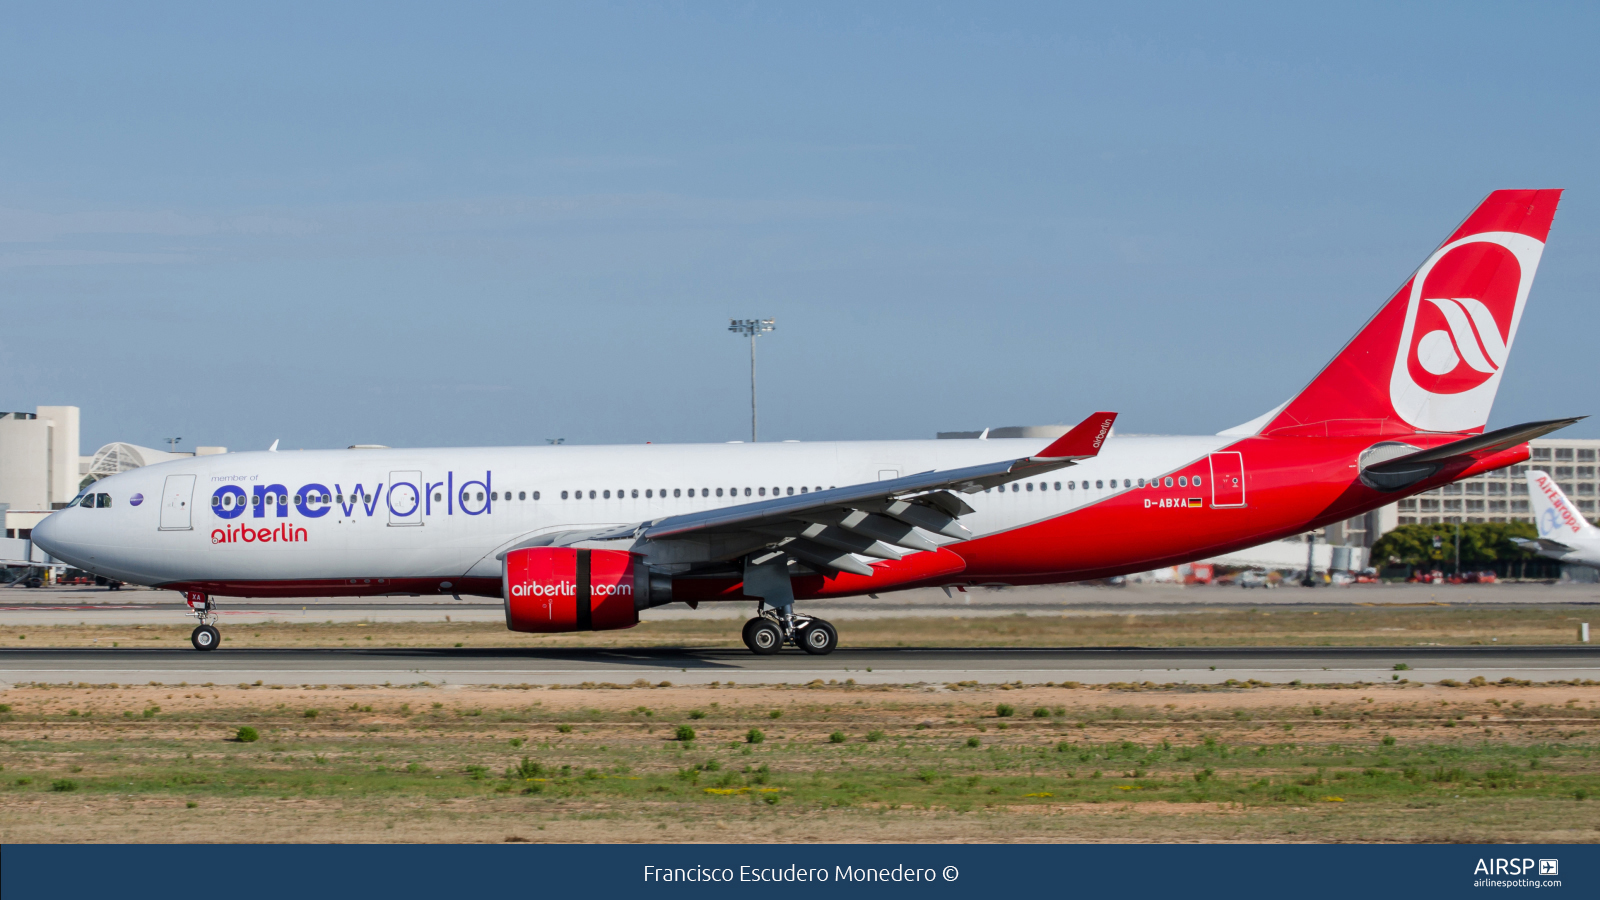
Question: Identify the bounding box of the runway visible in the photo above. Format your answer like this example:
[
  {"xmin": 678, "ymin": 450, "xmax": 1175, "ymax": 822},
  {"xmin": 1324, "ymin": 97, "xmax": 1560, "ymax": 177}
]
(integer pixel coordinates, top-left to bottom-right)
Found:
[
  {"xmin": 4, "ymin": 580, "xmax": 1599, "ymax": 625},
  {"xmin": 3, "ymin": 645, "xmax": 1596, "ymax": 687}
]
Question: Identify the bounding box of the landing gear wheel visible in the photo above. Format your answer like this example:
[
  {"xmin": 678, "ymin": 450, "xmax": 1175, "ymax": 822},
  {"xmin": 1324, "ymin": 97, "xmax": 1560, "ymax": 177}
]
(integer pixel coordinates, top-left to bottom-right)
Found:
[
  {"xmin": 798, "ymin": 619, "xmax": 837, "ymax": 655},
  {"xmin": 742, "ymin": 618, "xmax": 782, "ymax": 655},
  {"xmin": 191, "ymin": 625, "xmax": 221, "ymax": 652}
]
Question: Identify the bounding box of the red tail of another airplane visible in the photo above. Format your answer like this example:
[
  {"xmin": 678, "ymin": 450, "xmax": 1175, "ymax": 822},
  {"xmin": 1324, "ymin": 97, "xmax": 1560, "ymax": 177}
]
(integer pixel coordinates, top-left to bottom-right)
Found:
[{"xmin": 1253, "ymin": 189, "xmax": 1562, "ymax": 438}]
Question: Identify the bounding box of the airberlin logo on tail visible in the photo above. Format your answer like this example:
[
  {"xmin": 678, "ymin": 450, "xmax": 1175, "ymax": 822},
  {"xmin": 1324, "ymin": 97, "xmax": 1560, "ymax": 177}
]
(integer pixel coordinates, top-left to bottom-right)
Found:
[
  {"xmin": 1412, "ymin": 297, "xmax": 1509, "ymax": 383},
  {"xmin": 1389, "ymin": 231, "xmax": 1545, "ymax": 433}
]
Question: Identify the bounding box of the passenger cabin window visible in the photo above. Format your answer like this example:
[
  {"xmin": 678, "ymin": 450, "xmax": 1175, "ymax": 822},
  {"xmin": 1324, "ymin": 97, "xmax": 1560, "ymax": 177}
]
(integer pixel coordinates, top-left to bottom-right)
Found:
[
  {"xmin": 1178, "ymin": 477, "xmax": 1187, "ymax": 487},
  {"xmin": 1164, "ymin": 477, "xmax": 1174, "ymax": 487},
  {"xmin": 1095, "ymin": 480, "xmax": 1103, "ymax": 489}
]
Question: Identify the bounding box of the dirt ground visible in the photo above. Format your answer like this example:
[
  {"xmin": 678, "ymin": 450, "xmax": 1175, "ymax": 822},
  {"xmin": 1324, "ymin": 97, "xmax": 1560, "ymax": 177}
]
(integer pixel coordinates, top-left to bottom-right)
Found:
[
  {"xmin": 6, "ymin": 605, "xmax": 1594, "ymax": 649},
  {"xmin": 1, "ymin": 679, "xmax": 1595, "ymax": 843}
]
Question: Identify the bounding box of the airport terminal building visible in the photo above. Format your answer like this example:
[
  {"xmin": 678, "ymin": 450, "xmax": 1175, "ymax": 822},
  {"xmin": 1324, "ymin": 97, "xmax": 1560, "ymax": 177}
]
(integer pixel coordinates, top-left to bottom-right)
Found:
[
  {"xmin": 1393, "ymin": 438, "xmax": 1600, "ymax": 528},
  {"xmin": 0, "ymin": 405, "xmax": 223, "ymax": 541}
]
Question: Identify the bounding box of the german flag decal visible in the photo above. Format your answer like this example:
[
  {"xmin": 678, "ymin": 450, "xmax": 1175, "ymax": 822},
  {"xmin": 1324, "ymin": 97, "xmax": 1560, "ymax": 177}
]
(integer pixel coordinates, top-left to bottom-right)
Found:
[{"xmin": 1187, "ymin": 498, "xmax": 1204, "ymax": 508}]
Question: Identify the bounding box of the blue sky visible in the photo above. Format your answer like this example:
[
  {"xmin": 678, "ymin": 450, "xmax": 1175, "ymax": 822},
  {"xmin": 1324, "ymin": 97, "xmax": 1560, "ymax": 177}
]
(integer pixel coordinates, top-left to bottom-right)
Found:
[{"xmin": 3, "ymin": 3, "xmax": 1597, "ymax": 453}]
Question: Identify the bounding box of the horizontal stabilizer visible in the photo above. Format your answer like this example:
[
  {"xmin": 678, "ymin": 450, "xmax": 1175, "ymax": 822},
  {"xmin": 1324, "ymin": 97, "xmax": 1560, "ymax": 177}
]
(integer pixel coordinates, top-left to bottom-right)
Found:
[
  {"xmin": 1360, "ymin": 417, "xmax": 1582, "ymax": 492},
  {"xmin": 1511, "ymin": 536, "xmax": 1574, "ymax": 554}
]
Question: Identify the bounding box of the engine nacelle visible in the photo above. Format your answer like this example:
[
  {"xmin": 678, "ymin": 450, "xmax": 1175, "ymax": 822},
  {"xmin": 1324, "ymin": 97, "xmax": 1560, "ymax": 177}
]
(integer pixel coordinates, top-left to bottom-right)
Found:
[{"xmin": 503, "ymin": 547, "xmax": 651, "ymax": 633}]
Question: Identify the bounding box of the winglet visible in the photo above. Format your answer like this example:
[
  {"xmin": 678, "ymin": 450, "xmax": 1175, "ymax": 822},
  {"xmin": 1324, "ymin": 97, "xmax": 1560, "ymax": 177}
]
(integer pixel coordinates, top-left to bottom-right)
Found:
[{"xmin": 1035, "ymin": 412, "xmax": 1117, "ymax": 460}]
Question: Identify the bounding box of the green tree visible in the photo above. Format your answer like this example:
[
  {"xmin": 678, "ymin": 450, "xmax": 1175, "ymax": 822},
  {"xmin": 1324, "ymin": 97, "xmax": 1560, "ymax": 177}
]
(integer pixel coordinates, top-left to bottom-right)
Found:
[{"xmin": 1371, "ymin": 521, "xmax": 1537, "ymax": 568}]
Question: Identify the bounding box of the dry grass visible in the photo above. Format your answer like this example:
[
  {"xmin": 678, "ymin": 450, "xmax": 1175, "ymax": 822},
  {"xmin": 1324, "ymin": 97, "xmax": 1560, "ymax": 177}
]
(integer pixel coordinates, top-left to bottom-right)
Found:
[
  {"xmin": 5, "ymin": 606, "xmax": 1593, "ymax": 650},
  {"xmin": 1, "ymin": 679, "xmax": 1596, "ymax": 843}
]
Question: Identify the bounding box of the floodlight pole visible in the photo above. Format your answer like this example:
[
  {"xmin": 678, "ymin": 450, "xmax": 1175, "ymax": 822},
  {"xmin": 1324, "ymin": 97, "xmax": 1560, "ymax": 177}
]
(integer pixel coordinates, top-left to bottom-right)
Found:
[{"xmin": 728, "ymin": 318, "xmax": 775, "ymax": 442}]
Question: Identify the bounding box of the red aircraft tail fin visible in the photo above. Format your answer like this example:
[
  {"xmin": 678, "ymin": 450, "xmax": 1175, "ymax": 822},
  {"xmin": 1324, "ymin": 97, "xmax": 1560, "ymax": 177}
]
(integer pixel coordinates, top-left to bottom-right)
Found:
[{"xmin": 1258, "ymin": 189, "xmax": 1561, "ymax": 438}]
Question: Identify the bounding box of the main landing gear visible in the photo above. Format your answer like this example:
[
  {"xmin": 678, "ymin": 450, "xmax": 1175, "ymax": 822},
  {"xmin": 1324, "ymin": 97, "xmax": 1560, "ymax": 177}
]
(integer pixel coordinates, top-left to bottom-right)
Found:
[
  {"xmin": 741, "ymin": 609, "xmax": 838, "ymax": 656},
  {"xmin": 185, "ymin": 591, "xmax": 221, "ymax": 652}
]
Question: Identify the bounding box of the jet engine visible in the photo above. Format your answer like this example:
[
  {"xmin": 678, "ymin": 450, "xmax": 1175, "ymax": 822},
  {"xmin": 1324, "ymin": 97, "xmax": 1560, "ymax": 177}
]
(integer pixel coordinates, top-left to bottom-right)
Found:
[{"xmin": 502, "ymin": 547, "xmax": 670, "ymax": 633}]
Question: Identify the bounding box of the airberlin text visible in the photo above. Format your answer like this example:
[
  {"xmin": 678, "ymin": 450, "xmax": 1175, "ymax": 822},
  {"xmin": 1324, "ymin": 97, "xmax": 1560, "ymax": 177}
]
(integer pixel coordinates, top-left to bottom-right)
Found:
[
  {"xmin": 510, "ymin": 581, "xmax": 633, "ymax": 598},
  {"xmin": 211, "ymin": 523, "xmax": 309, "ymax": 545}
]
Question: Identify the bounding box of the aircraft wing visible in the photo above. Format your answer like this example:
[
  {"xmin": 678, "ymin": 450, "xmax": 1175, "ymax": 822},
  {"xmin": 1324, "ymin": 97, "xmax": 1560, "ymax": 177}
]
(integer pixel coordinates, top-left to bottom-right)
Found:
[{"xmin": 581, "ymin": 411, "xmax": 1117, "ymax": 576}]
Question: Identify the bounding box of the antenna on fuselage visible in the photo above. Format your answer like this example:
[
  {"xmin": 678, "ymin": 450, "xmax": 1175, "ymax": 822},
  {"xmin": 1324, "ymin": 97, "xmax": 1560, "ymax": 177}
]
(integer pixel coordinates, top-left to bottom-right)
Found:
[{"xmin": 267, "ymin": 439, "xmax": 279, "ymax": 452}]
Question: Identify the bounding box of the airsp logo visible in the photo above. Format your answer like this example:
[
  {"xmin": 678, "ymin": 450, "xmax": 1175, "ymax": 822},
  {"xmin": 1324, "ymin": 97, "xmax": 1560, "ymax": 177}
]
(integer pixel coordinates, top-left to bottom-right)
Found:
[
  {"xmin": 1473, "ymin": 857, "xmax": 1555, "ymax": 876},
  {"xmin": 1389, "ymin": 231, "xmax": 1545, "ymax": 433}
]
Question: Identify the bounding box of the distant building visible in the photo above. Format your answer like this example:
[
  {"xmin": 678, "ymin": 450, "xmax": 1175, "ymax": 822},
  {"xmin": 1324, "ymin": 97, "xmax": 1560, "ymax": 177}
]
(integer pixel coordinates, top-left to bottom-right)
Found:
[
  {"xmin": 0, "ymin": 404, "xmax": 225, "ymax": 539},
  {"xmin": 1393, "ymin": 437, "xmax": 1600, "ymax": 528},
  {"xmin": 0, "ymin": 407, "xmax": 79, "ymax": 511}
]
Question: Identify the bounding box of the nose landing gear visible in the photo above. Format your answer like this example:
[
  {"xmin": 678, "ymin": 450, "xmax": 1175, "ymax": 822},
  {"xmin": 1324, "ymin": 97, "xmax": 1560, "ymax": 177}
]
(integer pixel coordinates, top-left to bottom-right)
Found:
[
  {"xmin": 185, "ymin": 591, "xmax": 221, "ymax": 652},
  {"xmin": 191, "ymin": 624, "xmax": 220, "ymax": 651},
  {"xmin": 740, "ymin": 609, "xmax": 838, "ymax": 655}
]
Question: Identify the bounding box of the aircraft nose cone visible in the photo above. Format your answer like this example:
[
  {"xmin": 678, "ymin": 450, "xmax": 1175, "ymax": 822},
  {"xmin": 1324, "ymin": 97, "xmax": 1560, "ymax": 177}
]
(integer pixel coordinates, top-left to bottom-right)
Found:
[{"xmin": 30, "ymin": 511, "xmax": 63, "ymax": 556}]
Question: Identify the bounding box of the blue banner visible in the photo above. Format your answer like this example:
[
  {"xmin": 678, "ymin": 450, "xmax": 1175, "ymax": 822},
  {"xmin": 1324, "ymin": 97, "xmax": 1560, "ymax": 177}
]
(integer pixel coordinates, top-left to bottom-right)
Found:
[{"xmin": 3, "ymin": 844, "xmax": 1595, "ymax": 899}]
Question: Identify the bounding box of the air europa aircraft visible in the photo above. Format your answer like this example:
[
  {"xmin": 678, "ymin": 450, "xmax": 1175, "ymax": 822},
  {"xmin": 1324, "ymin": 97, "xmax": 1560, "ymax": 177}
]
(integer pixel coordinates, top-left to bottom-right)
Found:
[
  {"xmin": 34, "ymin": 190, "xmax": 1578, "ymax": 653},
  {"xmin": 1510, "ymin": 470, "xmax": 1600, "ymax": 569}
]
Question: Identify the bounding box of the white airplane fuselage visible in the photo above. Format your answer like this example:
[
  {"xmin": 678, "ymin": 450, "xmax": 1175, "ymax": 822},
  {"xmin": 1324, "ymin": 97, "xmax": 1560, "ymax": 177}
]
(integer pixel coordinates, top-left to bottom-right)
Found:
[{"xmin": 38, "ymin": 434, "xmax": 1229, "ymax": 594}]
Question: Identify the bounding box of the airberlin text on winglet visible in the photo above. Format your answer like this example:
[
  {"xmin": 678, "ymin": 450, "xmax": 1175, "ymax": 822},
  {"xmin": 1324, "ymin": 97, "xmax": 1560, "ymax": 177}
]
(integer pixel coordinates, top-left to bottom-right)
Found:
[{"xmin": 1037, "ymin": 411, "xmax": 1118, "ymax": 459}]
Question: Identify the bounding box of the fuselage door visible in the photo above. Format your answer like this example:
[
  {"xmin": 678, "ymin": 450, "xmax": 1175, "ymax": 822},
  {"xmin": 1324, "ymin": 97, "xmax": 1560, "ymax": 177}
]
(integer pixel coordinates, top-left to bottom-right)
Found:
[
  {"xmin": 1208, "ymin": 452, "xmax": 1246, "ymax": 507},
  {"xmin": 159, "ymin": 474, "xmax": 196, "ymax": 531},
  {"xmin": 388, "ymin": 470, "xmax": 423, "ymax": 526}
]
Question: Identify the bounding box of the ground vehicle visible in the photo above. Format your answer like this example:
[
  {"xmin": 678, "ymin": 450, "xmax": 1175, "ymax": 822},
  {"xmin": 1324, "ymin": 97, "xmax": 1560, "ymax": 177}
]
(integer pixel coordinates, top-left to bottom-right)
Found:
[{"xmin": 1238, "ymin": 569, "xmax": 1273, "ymax": 589}]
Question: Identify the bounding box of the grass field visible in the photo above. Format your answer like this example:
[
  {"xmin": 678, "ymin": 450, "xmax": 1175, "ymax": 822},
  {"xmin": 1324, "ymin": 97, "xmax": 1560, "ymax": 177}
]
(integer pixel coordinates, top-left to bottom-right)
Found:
[
  {"xmin": 1, "ymin": 679, "xmax": 1596, "ymax": 842},
  {"xmin": 6, "ymin": 604, "xmax": 1595, "ymax": 649}
]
